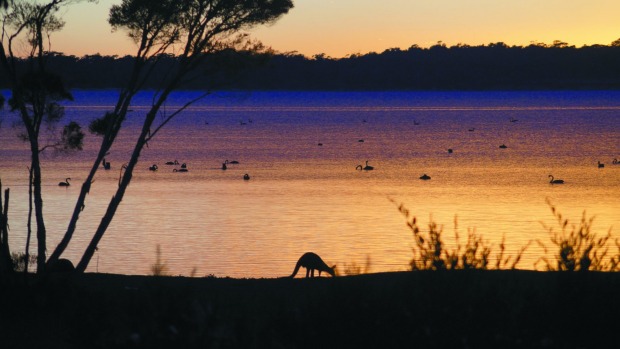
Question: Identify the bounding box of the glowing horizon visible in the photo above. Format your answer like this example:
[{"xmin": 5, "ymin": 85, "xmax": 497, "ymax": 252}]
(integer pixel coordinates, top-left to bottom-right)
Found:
[{"xmin": 44, "ymin": 0, "xmax": 620, "ymax": 58}]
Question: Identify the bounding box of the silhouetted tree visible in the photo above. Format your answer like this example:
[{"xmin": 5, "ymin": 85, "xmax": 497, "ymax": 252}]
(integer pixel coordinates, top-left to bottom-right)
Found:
[
  {"xmin": 0, "ymin": 0, "xmax": 91, "ymax": 273},
  {"xmin": 0, "ymin": 182, "xmax": 12, "ymax": 276},
  {"xmin": 45, "ymin": 0, "xmax": 294, "ymax": 272},
  {"xmin": 552, "ymin": 40, "xmax": 571, "ymax": 48}
]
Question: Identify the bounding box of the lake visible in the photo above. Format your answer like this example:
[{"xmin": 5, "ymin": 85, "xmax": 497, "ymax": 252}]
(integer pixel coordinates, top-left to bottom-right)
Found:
[{"xmin": 0, "ymin": 90, "xmax": 618, "ymax": 277}]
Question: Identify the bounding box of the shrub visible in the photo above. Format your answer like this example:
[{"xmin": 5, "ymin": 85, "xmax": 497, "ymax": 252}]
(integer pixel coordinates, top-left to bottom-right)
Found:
[
  {"xmin": 537, "ymin": 199, "xmax": 619, "ymax": 271},
  {"xmin": 11, "ymin": 252, "xmax": 37, "ymax": 273},
  {"xmin": 393, "ymin": 200, "xmax": 527, "ymax": 270}
]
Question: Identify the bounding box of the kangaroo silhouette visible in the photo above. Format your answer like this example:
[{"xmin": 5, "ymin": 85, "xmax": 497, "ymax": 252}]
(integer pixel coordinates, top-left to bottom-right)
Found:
[{"xmin": 290, "ymin": 252, "xmax": 336, "ymax": 278}]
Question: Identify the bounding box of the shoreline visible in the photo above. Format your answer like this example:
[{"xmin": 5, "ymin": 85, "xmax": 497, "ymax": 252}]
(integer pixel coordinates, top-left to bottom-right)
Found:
[{"xmin": 2, "ymin": 270, "xmax": 619, "ymax": 348}]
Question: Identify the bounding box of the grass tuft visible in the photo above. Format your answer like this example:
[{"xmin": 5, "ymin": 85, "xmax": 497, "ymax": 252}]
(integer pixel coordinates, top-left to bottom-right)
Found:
[
  {"xmin": 340, "ymin": 255, "xmax": 372, "ymax": 276},
  {"xmin": 150, "ymin": 245, "xmax": 169, "ymax": 276}
]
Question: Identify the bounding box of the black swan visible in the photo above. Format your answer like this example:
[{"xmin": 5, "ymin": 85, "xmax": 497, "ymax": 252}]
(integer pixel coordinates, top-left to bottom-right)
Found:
[
  {"xmin": 549, "ymin": 175, "xmax": 564, "ymax": 184},
  {"xmin": 356, "ymin": 160, "xmax": 374, "ymax": 171}
]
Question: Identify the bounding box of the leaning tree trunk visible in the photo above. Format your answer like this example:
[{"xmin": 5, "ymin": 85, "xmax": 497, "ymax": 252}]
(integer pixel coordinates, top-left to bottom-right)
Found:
[
  {"xmin": 48, "ymin": 55, "xmax": 148, "ymax": 266},
  {"xmin": 48, "ymin": 89, "xmax": 138, "ymax": 265},
  {"xmin": 29, "ymin": 139, "xmax": 47, "ymax": 274},
  {"xmin": 25, "ymin": 167, "xmax": 34, "ymax": 274},
  {"xmin": 0, "ymin": 182, "xmax": 12, "ymax": 276},
  {"xmin": 75, "ymin": 86, "xmax": 176, "ymax": 272},
  {"xmin": 74, "ymin": 128, "xmax": 148, "ymax": 272}
]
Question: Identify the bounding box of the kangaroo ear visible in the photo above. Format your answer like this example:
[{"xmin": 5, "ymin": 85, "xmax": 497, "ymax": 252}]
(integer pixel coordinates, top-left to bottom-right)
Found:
[{"xmin": 331, "ymin": 265, "xmax": 337, "ymax": 269}]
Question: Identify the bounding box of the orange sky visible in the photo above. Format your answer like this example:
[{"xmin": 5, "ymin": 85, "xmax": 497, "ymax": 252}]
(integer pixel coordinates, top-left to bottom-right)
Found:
[{"xmin": 50, "ymin": 0, "xmax": 620, "ymax": 58}]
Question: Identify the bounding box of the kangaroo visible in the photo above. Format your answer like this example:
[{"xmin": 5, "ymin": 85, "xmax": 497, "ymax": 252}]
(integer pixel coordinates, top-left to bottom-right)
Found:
[{"xmin": 290, "ymin": 252, "xmax": 336, "ymax": 278}]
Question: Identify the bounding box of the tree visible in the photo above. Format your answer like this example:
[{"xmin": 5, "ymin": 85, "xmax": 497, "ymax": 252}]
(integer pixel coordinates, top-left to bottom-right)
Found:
[
  {"xmin": 0, "ymin": 182, "xmax": 12, "ymax": 276},
  {"xmin": 551, "ymin": 40, "xmax": 573, "ymax": 49},
  {"xmin": 47, "ymin": 0, "xmax": 294, "ymax": 272},
  {"xmin": 0, "ymin": 0, "xmax": 90, "ymax": 273}
]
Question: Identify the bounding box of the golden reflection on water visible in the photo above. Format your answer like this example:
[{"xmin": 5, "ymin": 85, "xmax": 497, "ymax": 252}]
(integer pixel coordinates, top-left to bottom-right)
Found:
[{"xmin": 0, "ymin": 91, "xmax": 618, "ymax": 277}]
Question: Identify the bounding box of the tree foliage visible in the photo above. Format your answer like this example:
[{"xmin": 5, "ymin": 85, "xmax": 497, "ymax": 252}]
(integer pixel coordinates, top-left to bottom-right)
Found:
[
  {"xmin": 60, "ymin": 121, "xmax": 83, "ymax": 150},
  {"xmin": 0, "ymin": 0, "xmax": 91, "ymax": 273},
  {"xmin": 2, "ymin": 0, "xmax": 293, "ymax": 274},
  {"xmin": 47, "ymin": 0, "xmax": 293, "ymax": 272}
]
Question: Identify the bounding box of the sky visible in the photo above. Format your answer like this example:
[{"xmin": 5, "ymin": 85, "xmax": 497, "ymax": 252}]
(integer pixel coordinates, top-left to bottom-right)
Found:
[{"xmin": 51, "ymin": 0, "xmax": 620, "ymax": 58}]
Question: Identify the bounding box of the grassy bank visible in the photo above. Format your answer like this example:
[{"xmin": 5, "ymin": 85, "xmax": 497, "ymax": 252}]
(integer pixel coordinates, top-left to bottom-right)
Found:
[{"xmin": 1, "ymin": 271, "xmax": 619, "ymax": 348}]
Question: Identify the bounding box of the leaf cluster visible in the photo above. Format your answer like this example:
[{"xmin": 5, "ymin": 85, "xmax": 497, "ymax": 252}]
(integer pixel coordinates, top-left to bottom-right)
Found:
[
  {"xmin": 109, "ymin": 0, "xmax": 293, "ymax": 58},
  {"xmin": 3, "ymin": 1, "xmax": 65, "ymax": 56},
  {"xmin": 60, "ymin": 121, "xmax": 83, "ymax": 150},
  {"xmin": 9, "ymin": 71, "xmax": 72, "ymax": 111},
  {"xmin": 88, "ymin": 111, "xmax": 116, "ymax": 136},
  {"xmin": 109, "ymin": 0, "xmax": 184, "ymax": 50}
]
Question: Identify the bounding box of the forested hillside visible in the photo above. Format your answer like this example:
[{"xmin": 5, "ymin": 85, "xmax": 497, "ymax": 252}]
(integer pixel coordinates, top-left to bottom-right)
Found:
[{"xmin": 2, "ymin": 42, "xmax": 620, "ymax": 90}]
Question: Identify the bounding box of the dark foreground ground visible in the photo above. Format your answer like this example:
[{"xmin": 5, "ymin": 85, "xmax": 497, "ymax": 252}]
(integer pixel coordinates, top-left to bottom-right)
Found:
[{"xmin": 1, "ymin": 271, "xmax": 619, "ymax": 349}]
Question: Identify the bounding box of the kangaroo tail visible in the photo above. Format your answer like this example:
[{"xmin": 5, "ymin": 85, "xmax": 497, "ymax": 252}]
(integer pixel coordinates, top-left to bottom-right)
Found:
[{"xmin": 290, "ymin": 261, "xmax": 302, "ymax": 278}]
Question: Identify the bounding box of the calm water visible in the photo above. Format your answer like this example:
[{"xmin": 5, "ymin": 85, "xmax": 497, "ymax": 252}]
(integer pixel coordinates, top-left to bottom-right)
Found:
[{"xmin": 0, "ymin": 90, "xmax": 619, "ymax": 277}]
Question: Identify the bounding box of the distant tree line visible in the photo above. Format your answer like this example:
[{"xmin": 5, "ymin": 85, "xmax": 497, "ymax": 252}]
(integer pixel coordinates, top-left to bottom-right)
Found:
[{"xmin": 2, "ymin": 40, "xmax": 620, "ymax": 91}]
